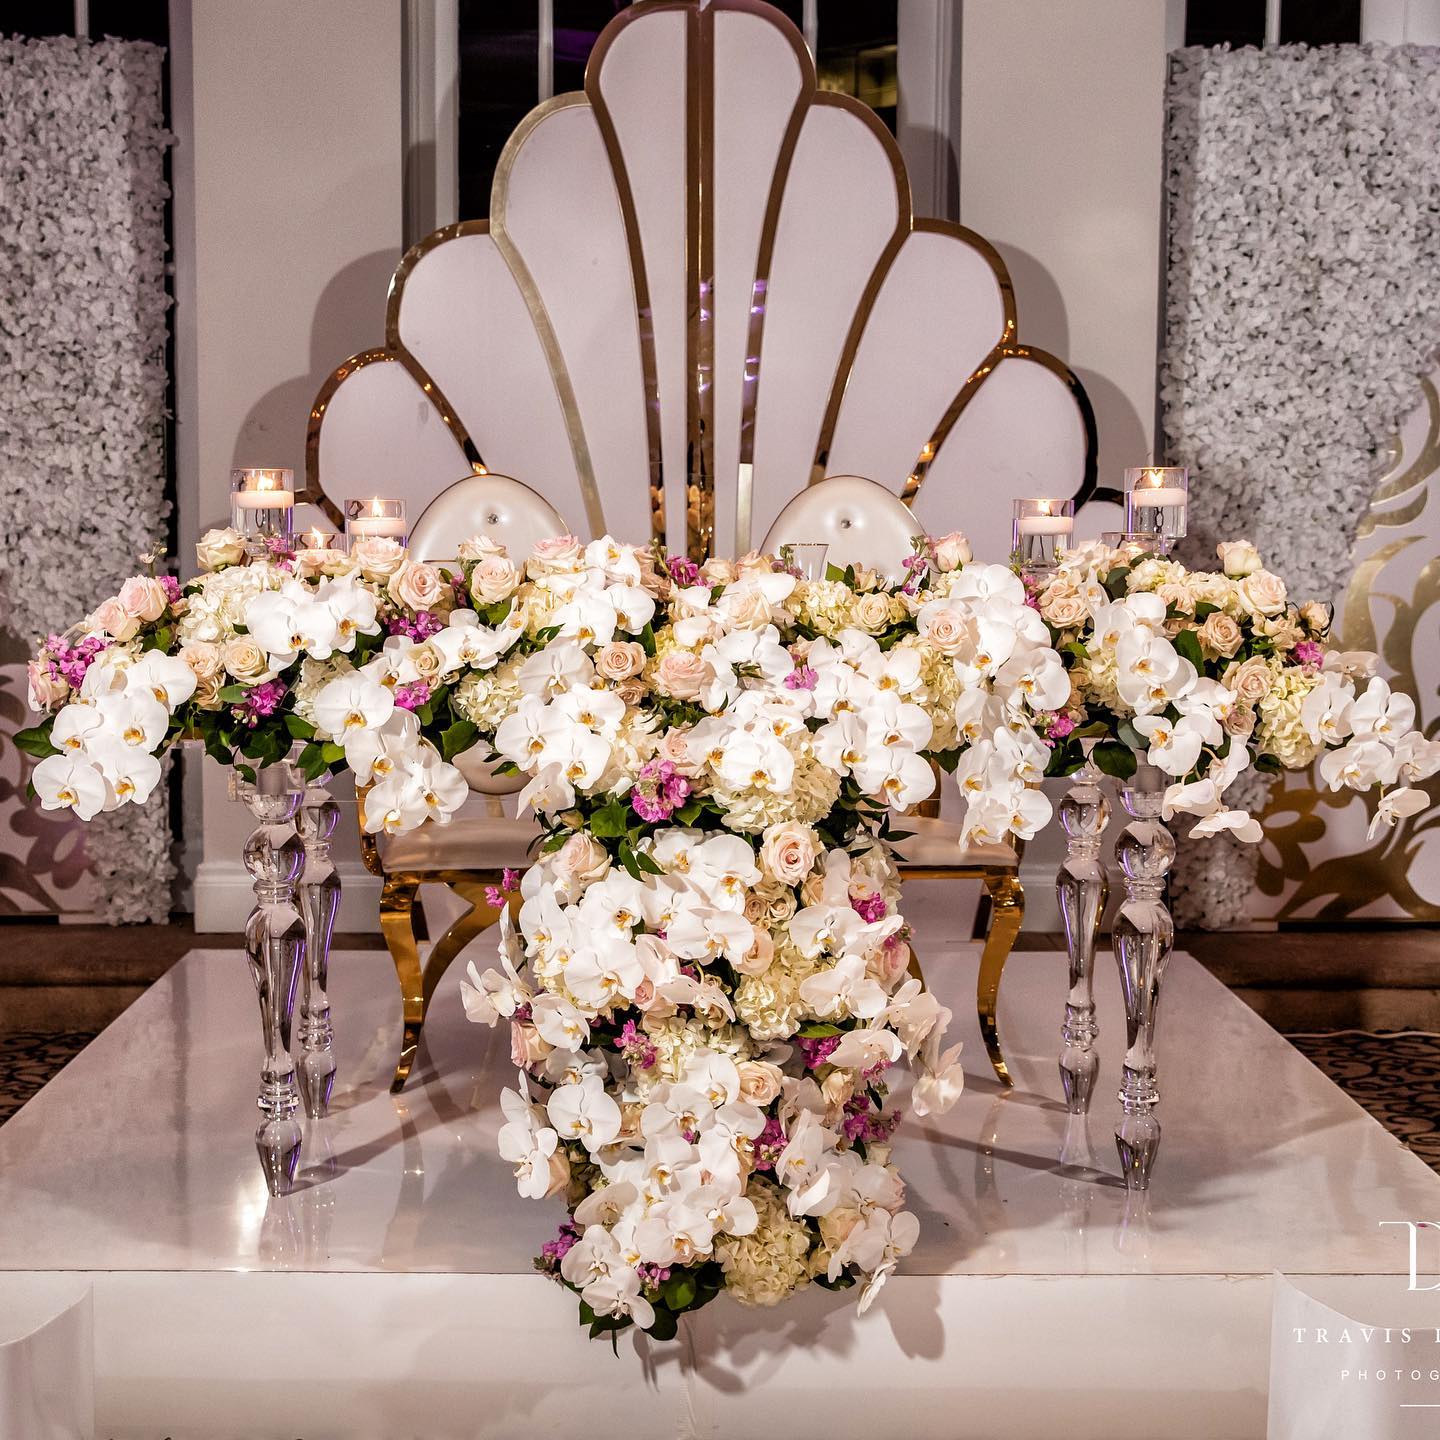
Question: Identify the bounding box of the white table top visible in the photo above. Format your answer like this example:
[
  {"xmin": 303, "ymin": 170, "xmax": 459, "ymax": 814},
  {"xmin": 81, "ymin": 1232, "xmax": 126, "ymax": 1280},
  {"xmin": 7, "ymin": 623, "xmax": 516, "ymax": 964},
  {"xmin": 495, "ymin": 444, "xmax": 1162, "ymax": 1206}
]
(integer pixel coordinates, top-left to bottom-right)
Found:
[{"xmin": 2, "ymin": 887, "xmax": 1436, "ymax": 1279}]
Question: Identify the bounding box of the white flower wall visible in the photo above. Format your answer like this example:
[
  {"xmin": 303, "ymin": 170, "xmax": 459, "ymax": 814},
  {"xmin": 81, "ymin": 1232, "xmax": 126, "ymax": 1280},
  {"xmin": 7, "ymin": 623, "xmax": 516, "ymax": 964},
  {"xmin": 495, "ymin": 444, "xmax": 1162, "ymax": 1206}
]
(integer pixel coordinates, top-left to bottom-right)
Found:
[
  {"xmin": 0, "ymin": 37, "xmax": 174, "ymax": 923},
  {"xmin": 1161, "ymin": 43, "xmax": 1440, "ymax": 927}
]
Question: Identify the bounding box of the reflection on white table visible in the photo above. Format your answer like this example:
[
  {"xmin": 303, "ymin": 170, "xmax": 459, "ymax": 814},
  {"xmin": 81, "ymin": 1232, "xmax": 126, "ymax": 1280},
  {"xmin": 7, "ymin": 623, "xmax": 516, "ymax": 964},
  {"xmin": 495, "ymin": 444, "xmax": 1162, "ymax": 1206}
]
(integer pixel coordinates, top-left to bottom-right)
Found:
[{"xmin": 0, "ymin": 1278, "xmax": 93, "ymax": 1440}]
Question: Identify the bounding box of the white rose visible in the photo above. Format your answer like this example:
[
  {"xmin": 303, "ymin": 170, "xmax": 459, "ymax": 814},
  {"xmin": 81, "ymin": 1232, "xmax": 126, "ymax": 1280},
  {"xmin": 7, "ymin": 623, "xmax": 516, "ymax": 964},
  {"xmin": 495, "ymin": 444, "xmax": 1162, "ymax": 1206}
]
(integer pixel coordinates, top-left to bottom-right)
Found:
[
  {"xmin": 554, "ymin": 833, "xmax": 611, "ymax": 889},
  {"xmin": 932, "ymin": 531, "xmax": 972, "ymax": 572},
  {"xmin": 1217, "ymin": 540, "xmax": 1263, "ymax": 578},
  {"xmin": 1238, "ymin": 570, "xmax": 1287, "ymax": 617},
  {"xmin": 196, "ymin": 527, "xmax": 246, "ymax": 570},
  {"xmin": 736, "ymin": 1060, "xmax": 784, "ymax": 1107},
  {"xmin": 389, "ymin": 560, "xmax": 448, "ymax": 613},
  {"xmin": 470, "ymin": 555, "xmax": 520, "ymax": 605}
]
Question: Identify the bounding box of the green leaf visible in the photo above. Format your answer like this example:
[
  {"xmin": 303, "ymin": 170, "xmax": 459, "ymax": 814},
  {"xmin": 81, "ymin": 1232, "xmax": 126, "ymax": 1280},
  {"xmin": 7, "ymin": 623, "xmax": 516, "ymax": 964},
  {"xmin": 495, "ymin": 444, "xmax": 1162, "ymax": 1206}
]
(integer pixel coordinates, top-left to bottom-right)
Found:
[
  {"xmin": 662, "ymin": 1272, "xmax": 697, "ymax": 1311},
  {"xmin": 1103, "ymin": 565, "xmax": 1131, "ymax": 600},
  {"xmin": 11, "ymin": 722, "xmax": 59, "ymax": 760},
  {"xmin": 1173, "ymin": 627, "xmax": 1204, "ymax": 668},
  {"xmin": 617, "ymin": 839, "xmax": 645, "ymax": 882},
  {"xmin": 638, "ymin": 622, "xmax": 658, "ymax": 658},
  {"xmin": 590, "ymin": 799, "xmax": 630, "ymax": 838},
  {"xmin": 285, "ymin": 714, "xmax": 317, "ymax": 740},
  {"xmin": 1253, "ymin": 751, "xmax": 1282, "ymax": 774},
  {"xmin": 1117, "ymin": 719, "xmax": 1147, "ymax": 754},
  {"xmin": 797, "ymin": 1021, "xmax": 843, "ymax": 1038},
  {"xmin": 629, "ymin": 845, "xmax": 664, "ymax": 876},
  {"xmin": 1061, "ymin": 639, "xmax": 1089, "ymax": 660},
  {"xmin": 1194, "ymin": 601, "xmax": 1218, "ymax": 619},
  {"xmin": 439, "ymin": 718, "xmax": 479, "ymax": 763},
  {"xmin": 645, "ymin": 1306, "xmax": 678, "ymax": 1342},
  {"xmin": 298, "ymin": 742, "xmax": 329, "ymax": 781},
  {"xmin": 217, "ymin": 684, "xmax": 247, "ymax": 704},
  {"xmin": 675, "ymin": 797, "xmax": 705, "ymax": 825},
  {"xmin": 320, "ymin": 742, "xmax": 346, "ymax": 765},
  {"xmin": 1092, "ymin": 740, "xmax": 1137, "ymax": 780}
]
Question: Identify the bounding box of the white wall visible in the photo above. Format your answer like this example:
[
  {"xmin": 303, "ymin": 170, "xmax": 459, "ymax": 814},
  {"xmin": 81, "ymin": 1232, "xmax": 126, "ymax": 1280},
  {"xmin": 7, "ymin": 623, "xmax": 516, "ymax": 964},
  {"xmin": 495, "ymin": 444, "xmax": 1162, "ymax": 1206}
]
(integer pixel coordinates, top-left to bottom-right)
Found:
[
  {"xmin": 957, "ymin": 0, "xmax": 1180, "ymax": 490},
  {"xmin": 172, "ymin": 0, "xmax": 404, "ymax": 929},
  {"xmin": 955, "ymin": 0, "xmax": 1181, "ymax": 926}
]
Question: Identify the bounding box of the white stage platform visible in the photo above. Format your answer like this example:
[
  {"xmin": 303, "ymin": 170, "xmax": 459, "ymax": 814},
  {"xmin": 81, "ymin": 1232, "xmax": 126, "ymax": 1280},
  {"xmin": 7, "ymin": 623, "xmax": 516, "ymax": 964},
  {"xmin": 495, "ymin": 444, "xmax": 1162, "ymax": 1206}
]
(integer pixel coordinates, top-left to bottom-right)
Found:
[{"xmin": 3, "ymin": 890, "xmax": 1440, "ymax": 1439}]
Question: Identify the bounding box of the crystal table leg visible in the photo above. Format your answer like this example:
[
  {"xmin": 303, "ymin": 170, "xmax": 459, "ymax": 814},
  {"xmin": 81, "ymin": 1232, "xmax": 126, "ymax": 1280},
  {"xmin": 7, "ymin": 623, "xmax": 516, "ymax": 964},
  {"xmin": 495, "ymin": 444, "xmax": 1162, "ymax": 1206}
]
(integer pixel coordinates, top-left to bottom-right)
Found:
[
  {"xmin": 296, "ymin": 781, "xmax": 341, "ymax": 1119},
  {"xmin": 1056, "ymin": 743, "xmax": 1109, "ymax": 1112},
  {"xmin": 237, "ymin": 764, "xmax": 305, "ymax": 1197},
  {"xmin": 1111, "ymin": 762, "xmax": 1176, "ymax": 1192}
]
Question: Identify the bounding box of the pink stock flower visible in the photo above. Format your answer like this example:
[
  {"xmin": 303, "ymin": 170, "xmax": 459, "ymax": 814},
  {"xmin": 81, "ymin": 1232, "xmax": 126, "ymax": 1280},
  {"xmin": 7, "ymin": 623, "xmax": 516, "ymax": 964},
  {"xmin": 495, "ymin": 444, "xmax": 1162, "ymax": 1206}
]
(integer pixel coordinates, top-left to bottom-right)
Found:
[
  {"xmin": 394, "ymin": 680, "xmax": 432, "ymax": 711},
  {"xmin": 630, "ymin": 758, "xmax": 690, "ymax": 823}
]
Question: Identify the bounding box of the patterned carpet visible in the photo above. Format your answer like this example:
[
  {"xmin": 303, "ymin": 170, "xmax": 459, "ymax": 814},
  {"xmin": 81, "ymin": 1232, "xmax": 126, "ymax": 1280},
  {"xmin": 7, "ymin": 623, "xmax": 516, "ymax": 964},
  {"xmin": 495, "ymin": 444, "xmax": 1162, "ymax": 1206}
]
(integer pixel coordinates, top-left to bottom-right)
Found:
[{"xmin": 4, "ymin": 1027, "xmax": 1440, "ymax": 1169}]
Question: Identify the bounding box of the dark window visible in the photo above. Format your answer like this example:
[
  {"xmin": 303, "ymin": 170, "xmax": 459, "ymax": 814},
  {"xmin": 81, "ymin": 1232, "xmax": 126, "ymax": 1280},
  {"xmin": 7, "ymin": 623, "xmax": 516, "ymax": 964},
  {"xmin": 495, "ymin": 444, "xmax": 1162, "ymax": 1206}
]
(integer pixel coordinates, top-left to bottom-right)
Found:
[
  {"xmin": 553, "ymin": 0, "xmax": 629, "ymax": 94},
  {"xmin": 1280, "ymin": 0, "xmax": 1361, "ymax": 43},
  {"xmin": 458, "ymin": 0, "xmax": 541, "ymax": 220},
  {"xmin": 815, "ymin": 2, "xmax": 898, "ymax": 135},
  {"xmin": 1185, "ymin": 0, "xmax": 1267, "ymax": 47}
]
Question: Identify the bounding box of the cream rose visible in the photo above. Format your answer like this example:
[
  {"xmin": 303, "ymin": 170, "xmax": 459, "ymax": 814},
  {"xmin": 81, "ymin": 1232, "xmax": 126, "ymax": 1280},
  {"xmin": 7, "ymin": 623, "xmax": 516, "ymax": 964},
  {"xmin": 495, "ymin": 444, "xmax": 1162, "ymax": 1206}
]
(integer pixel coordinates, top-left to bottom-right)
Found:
[
  {"xmin": 456, "ymin": 534, "xmax": 508, "ymax": 562},
  {"xmin": 510, "ymin": 1020, "xmax": 552, "ymax": 1068},
  {"xmin": 595, "ymin": 640, "xmax": 645, "ymax": 683},
  {"xmin": 389, "ymin": 560, "xmax": 447, "ymax": 613},
  {"xmin": 26, "ymin": 660, "xmax": 67, "ymax": 710},
  {"xmin": 90, "ymin": 597, "xmax": 140, "ymax": 642},
  {"xmin": 614, "ymin": 679, "xmax": 647, "ymax": 708},
  {"xmin": 223, "ymin": 636, "xmax": 271, "ymax": 683},
  {"xmin": 702, "ymin": 557, "xmax": 737, "ymax": 585},
  {"xmin": 1197, "ymin": 611, "xmax": 1244, "ymax": 660},
  {"xmin": 180, "ymin": 640, "xmax": 223, "ymax": 683},
  {"xmin": 1223, "ymin": 704, "xmax": 1257, "ymax": 739},
  {"xmin": 852, "ymin": 592, "xmax": 892, "ymax": 634},
  {"xmin": 932, "ymin": 530, "xmax": 972, "ymax": 572},
  {"xmin": 918, "ymin": 604, "xmax": 973, "ymax": 656},
  {"xmin": 470, "ymin": 555, "xmax": 520, "ymax": 606},
  {"xmin": 1300, "ymin": 601, "xmax": 1331, "ymax": 634},
  {"xmin": 1040, "ymin": 586, "xmax": 1087, "ymax": 629},
  {"xmin": 1238, "ymin": 570, "xmax": 1287, "ymax": 617},
  {"xmin": 554, "ymin": 832, "xmax": 611, "ymax": 889},
  {"xmin": 118, "ymin": 575, "xmax": 168, "ymax": 622},
  {"xmin": 351, "ymin": 536, "xmax": 407, "ymax": 579},
  {"xmin": 1156, "ymin": 582, "xmax": 1195, "ymax": 617},
  {"xmin": 733, "ymin": 929, "xmax": 775, "ymax": 977},
  {"xmin": 195, "ymin": 526, "xmax": 246, "ymax": 571},
  {"xmin": 654, "ymin": 651, "xmax": 713, "ymax": 701},
  {"xmin": 1225, "ymin": 655, "xmax": 1275, "ymax": 704},
  {"xmin": 736, "ymin": 1060, "xmax": 784, "ymax": 1107},
  {"xmin": 526, "ymin": 534, "xmax": 584, "ymax": 576},
  {"xmin": 1217, "ymin": 540, "xmax": 1263, "ymax": 578},
  {"xmin": 721, "ymin": 588, "xmax": 774, "ymax": 630},
  {"xmin": 759, "ymin": 821, "xmax": 818, "ymax": 886},
  {"xmin": 820, "ymin": 1069, "xmax": 855, "ymax": 1111}
]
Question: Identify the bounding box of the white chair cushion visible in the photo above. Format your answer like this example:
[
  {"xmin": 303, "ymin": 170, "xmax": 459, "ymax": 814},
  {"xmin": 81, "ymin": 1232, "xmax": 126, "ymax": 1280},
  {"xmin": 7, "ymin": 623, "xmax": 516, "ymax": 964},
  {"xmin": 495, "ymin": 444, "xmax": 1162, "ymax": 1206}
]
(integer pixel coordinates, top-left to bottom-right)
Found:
[
  {"xmin": 761, "ymin": 474, "xmax": 923, "ymax": 583},
  {"xmin": 408, "ymin": 472, "xmax": 569, "ymax": 566},
  {"xmin": 893, "ymin": 815, "xmax": 1017, "ymax": 870},
  {"xmin": 382, "ymin": 815, "xmax": 543, "ymax": 872}
]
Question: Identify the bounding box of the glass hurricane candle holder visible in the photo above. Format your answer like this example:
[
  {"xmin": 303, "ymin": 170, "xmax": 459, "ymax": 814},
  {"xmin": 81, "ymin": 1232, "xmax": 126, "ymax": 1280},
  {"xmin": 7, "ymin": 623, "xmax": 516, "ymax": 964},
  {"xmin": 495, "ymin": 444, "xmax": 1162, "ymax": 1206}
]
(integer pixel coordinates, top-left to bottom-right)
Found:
[
  {"xmin": 779, "ymin": 542, "xmax": 829, "ymax": 581},
  {"xmin": 1123, "ymin": 467, "xmax": 1188, "ymax": 554},
  {"xmin": 231, "ymin": 468, "xmax": 295, "ymax": 557},
  {"xmin": 235, "ymin": 761, "xmax": 306, "ymax": 1197},
  {"xmin": 345, "ymin": 497, "xmax": 408, "ymax": 546},
  {"xmin": 1099, "ymin": 530, "xmax": 1159, "ymax": 562},
  {"xmin": 1011, "ymin": 498, "xmax": 1074, "ymax": 572},
  {"xmin": 294, "ymin": 526, "xmax": 348, "ymax": 577}
]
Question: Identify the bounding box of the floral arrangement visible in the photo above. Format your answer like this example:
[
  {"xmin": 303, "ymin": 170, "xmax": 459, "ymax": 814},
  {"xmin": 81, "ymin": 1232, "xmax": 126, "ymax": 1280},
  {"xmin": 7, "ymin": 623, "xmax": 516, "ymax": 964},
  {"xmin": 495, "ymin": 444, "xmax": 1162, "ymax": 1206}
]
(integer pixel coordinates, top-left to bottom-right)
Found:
[
  {"xmin": 17, "ymin": 523, "xmax": 1066, "ymax": 1338},
  {"xmin": 18, "ymin": 521, "xmax": 1434, "ymax": 1340},
  {"xmin": 1033, "ymin": 538, "xmax": 1439, "ymax": 835}
]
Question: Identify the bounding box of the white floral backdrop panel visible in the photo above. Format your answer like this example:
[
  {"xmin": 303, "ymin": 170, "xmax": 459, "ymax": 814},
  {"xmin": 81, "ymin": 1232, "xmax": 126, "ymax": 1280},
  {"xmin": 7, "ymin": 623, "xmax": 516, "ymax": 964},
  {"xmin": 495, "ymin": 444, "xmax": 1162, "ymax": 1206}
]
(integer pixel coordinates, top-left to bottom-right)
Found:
[
  {"xmin": 0, "ymin": 37, "xmax": 174, "ymax": 923},
  {"xmin": 1161, "ymin": 42, "xmax": 1440, "ymax": 927}
]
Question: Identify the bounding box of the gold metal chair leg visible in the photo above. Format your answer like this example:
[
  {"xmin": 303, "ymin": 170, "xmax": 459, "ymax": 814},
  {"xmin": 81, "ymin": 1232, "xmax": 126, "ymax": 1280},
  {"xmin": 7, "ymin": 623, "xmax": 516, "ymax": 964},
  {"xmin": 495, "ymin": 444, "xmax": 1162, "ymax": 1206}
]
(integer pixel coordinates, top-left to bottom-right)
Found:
[
  {"xmin": 380, "ymin": 877, "xmax": 423, "ymax": 1093},
  {"xmin": 978, "ymin": 872, "xmax": 1024, "ymax": 1087},
  {"xmin": 419, "ymin": 881, "xmax": 508, "ymax": 1016}
]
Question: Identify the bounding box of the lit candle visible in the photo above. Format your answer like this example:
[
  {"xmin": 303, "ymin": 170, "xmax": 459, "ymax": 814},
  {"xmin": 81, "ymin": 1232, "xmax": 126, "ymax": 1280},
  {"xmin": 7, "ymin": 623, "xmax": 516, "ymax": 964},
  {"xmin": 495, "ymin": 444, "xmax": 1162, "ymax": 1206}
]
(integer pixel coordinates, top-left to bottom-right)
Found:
[
  {"xmin": 1123, "ymin": 466, "xmax": 1188, "ymax": 553},
  {"xmin": 1016, "ymin": 513, "xmax": 1074, "ymax": 535},
  {"xmin": 1011, "ymin": 497, "xmax": 1075, "ymax": 571},
  {"xmin": 345, "ymin": 497, "xmax": 407, "ymax": 542},
  {"xmin": 230, "ymin": 467, "xmax": 296, "ymax": 553}
]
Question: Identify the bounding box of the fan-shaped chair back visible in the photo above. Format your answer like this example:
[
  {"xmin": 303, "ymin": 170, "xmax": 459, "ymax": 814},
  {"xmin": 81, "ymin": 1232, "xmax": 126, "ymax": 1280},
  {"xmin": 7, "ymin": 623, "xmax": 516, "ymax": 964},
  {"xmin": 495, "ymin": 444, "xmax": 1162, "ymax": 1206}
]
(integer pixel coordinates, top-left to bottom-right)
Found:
[
  {"xmin": 408, "ymin": 472, "xmax": 569, "ymax": 565},
  {"xmin": 305, "ymin": 0, "xmax": 1101, "ymax": 562}
]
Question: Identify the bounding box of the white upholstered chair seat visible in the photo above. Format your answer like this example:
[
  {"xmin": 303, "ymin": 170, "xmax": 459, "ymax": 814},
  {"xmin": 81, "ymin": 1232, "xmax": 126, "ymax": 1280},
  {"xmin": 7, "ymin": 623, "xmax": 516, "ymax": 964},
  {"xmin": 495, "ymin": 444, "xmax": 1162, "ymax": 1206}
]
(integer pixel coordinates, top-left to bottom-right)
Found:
[
  {"xmin": 892, "ymin": 817, "xmax": 1016, "ymax": 871},
  {"xmin": 762, "ymin": 474, "xmax": 924, "ymax": 582},
  {"xmin": 382, "ymin": 814, "xmax": 541, "ymax": 872}
]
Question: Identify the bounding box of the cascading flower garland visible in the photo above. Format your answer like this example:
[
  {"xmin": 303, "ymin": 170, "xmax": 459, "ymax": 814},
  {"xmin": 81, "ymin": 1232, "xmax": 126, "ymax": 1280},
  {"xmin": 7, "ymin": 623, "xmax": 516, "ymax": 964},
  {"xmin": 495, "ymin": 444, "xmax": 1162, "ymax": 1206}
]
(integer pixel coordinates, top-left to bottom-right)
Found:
[{"xmin": 14, "ymin": 522, "xmax": 1435, "ymax": 1341}]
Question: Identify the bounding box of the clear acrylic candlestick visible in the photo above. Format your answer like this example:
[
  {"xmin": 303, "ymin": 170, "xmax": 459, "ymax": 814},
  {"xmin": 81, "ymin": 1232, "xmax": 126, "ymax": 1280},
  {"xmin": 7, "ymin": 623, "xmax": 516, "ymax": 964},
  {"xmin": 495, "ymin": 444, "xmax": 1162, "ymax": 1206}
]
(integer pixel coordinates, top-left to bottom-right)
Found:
[
  {"xmin": 237, "ymin": 762, "xmax": 306, "ymax": 1196},
  {"xmin": 1111, "ymin": 762, "xmax": 1176, "ymax": 1191},
  {"xmin": 345, "ymin": 496, "xmax": 408, "ymax": 546},
  {"xmin": 296, "ymin": 780, "xmax": 341, "ymax": 1119},
  {"xmin": 1122, "ymin": 467, "xmax": 1188, "ymax": 555},
  {"xmin": 1056, "ymin": 740, "xmax": 1109, "ymax": 1114},
  {"xmin": 779, "ymin": 541, "xmax": 829, "ymax": 581},
  {"xmin": 1011, "ymin": 498, "xmax": 1074, "ymax": 573}
]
